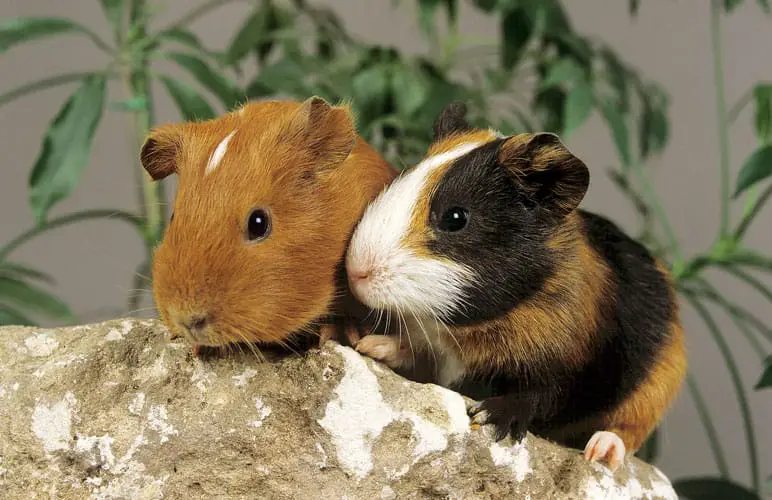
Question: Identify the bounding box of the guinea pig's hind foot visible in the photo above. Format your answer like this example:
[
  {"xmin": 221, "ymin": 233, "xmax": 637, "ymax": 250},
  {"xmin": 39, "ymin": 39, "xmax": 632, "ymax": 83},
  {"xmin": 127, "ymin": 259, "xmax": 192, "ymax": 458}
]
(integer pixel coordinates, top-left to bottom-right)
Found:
[{"xmin": 583, "ymin": 430, "xmax": 626, "ymax": 472}]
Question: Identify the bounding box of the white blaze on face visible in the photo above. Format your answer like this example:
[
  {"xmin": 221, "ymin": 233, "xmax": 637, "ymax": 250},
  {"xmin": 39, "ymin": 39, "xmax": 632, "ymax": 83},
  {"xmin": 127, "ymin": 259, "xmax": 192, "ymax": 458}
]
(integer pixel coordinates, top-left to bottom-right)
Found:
[
  {"xmin": 347, "ymin": 142, "xmax": 481, "ymax": 320},
  {"xmin": 205, "ymin": 129, "xmax": 238, "ymax": 175}
]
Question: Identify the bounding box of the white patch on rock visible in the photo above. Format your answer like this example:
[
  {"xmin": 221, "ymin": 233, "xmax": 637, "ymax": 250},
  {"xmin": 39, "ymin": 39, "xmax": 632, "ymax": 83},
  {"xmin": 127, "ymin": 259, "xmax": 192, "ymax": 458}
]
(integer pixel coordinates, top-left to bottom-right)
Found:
[
  {"xmin": 31, "ymin": 392, "xmax": 76, "ymax": 454},
  {"xmin": 380, "ymin": 485, "xmax": 396, "ymax": 500},
  {"xmin": 24, "ymin": 332, "xmax": 58, "ymax": 357},
  {"xmin": 147, "ymin": 405, "xmax": 177, "ymax": 443},
  {"xmin": 402, "ymin": 413, "xmax": 447, "ymax": 463},
  {"xmin": 33, "ymin": 353, "xmax": 85, "ymax": 378},
  {"xmin": 190, "ymin": 360, "xmax": 215, "ymax": 392},
  {"xmin": 315, "ymin": 443, "xmax": 328, "ymax": 468},
  {"xmin": 248, "ymin": 398, "xmax": 272, "ymax": 428},
  {"xmin": 128, "ymin": 393, "xmax": 146, "ymax": 415},
  {"xmin": 134, "ymin": 352, "xmax": 168, "ymax": 382},
  {"xmin": 74, "ymin": 434, "xmax": 115, "ymax": 469},
  {"xmin": 318, "ymin": 345, "xmax": 395, "ymax": 479},
  {"xmin": 232, "ymin": 368, "xmax": 257, "ymax": 387},
  {"xmin": 434, "ymin": 386, "xmax": 469, "ymax": 435},
  {"xmin": 105, "ymin": 320, "xmax": 135, "ymax": 341},
  {"xmin": 489, "ymin": 439, "xmax": 532, "ymax": 482}
]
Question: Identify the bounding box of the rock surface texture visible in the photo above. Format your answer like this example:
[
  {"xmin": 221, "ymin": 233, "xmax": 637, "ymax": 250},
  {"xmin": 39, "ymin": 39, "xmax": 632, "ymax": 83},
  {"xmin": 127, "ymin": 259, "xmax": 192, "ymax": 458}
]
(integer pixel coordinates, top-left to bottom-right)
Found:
[{"xmin": 0, "ymin": 319, "xmax": 677, "ymax": 499}]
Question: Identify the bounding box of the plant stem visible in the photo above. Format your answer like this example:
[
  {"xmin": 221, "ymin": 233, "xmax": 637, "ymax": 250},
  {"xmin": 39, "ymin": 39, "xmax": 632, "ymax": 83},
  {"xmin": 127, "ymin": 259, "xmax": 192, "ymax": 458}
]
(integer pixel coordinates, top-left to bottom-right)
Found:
[
  {"xmin": 162, "ymin": 0, "xmax": 245, "ymax": 31},
  {"xmin": 82, "ymin": 28, "xmax": 115, "ymax": 55},
  {"xmin": 0, "ymin": 209, "xmax": 143, "ymax": 261},
  {"xmin": 0, "ymin": 72, "xmax": 110, "ymax": 109},
  {"xmin": 685, "ymin": 373, "xmax": 730, "ymax": 478},
  {"xmin": 128, "ymin": 1, "xmax": 166, "ymax": 254},
  {"xmin": 683, "ymin": 291, "xmax": 760, "ymax": 494},
  {"xmin": 711, "ymin": 0, "xmax": 732, "ymax": 239},
  {"xmin": 728, "ymin": 85, "xmax": 755, "ymax": 124},
  {"xmin": 631, "ymin": 162, "xmax": 684, "ymax": 265},
  {"xmin": 735, "ymin": 183, "xmax": 772, "ymax": 240}
]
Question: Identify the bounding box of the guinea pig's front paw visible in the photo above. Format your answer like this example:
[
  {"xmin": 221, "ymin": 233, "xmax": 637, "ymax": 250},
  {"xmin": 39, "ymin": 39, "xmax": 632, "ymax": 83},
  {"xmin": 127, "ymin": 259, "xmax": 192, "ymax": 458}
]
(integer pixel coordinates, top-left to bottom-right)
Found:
[
  {"xmin": 467, "ymin": 395, "xmax": 536, "ymax": 443},
  {"xmin": 355, "ymin": 334, "xmax": 404, "ymax": 369}
]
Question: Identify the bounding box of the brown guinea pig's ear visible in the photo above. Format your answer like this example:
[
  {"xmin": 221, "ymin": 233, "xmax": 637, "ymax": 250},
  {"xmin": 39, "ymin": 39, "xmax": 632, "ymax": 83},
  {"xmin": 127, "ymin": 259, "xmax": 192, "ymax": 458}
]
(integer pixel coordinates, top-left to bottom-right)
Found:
[
  {"xmin": 432, "ymin": 100, "xmax": 471, "ymax": 141},
  {"xmin": 499, "ymin": 132, "xmax": 589, "ymax": 216},
  {"xmin": 286, "ymin": 96, "xmax": 356, "ymax": 172},
  {"xmin": 140, "ymin": 125, "xmax": 184, "ymax": 181}
]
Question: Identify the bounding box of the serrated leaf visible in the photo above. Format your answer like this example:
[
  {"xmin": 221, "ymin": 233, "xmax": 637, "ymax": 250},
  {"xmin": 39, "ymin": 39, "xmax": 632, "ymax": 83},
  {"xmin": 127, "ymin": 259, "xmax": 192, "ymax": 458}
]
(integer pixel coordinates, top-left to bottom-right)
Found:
[
  {"xmin": 100, "ymin": 0, "xmax": 124, "ymax": 37},
  {"xmin": 753, "ymin": 83, "xmax": 772, "ymax": 140},
  {"xmin": 160, "ymin": 76, "xmax": 215, "ymax": 122},
  {"xmin": 392, "ymin": 67, "xmax": 429, "ymax": 117},
  {"xmin": 502, "ymin": 8, "xmax": 533, "ymax": 70},
  {"xmin": 0, "ymin": 277, "xmax": 74, "ymax": 322},
  {"xmin": 0, "ymin": 17, "xmax": 89, "ymax": 53},
  {"xmin": 0, "ymin": 262, "xmax": 53, "ymax": 284},
  {"xmin": 600, "ymin": 98, "xmax": 632, "ymax": 167},
  {"xmin": 674, "ymin": 477, "xmax": 760, "ymax": 500},
  {"xmin": 0, "ymin": 306, "xmax": 36, "ymax": 327},
  {"xmin": 226, "ymin": 5, "xmax": 271, "ymax": 66},
  {"xmin": 166, "ymin": 52, "xmax": 243, "ymax": 110},
  {"xmin": 734, "ymin": 143, "xmax": 772, "ymax": 196},
  {"xmin": 541, "ymin": 59, "xmax": 586, "ymax": 89},
  {"xmin": 563, "ymin": 80, "xmax": 594, "ymax": 139},
  {"xmin": 28, "ymin": 74, "xmax": 106, "ymax": 225},
  {"xmin": 756, "ymin": 356, "xmax": 772, "ymax": 389}
]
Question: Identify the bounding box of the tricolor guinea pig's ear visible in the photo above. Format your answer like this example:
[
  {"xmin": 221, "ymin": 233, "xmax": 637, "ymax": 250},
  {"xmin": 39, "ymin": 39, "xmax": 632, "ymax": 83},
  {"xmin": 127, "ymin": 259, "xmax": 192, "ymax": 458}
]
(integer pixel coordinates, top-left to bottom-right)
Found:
[
  {"xmin": 432, "ymin": 100, "xmax": 471, "ymax": 141},
  {"xmin": 499, "ymin": 132, "xmax": 590, "ymax": 216},
  {"xmin": 140, "ymin": 124, "xmax": 184, "ymax": 181},
  {"xmin": 286, "ymin": 96, "xmax": 356, "ymax": 172}
]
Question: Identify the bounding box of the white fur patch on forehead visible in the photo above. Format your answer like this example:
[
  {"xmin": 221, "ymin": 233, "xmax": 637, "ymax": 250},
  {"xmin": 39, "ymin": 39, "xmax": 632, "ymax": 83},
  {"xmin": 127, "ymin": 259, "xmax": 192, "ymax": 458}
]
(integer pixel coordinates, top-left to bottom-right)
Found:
[
  {"xmin": 349, "ymin": 141, "xmax": 482, "ymax": 265},
  {"xmin": 205, "ymin": 129, "xmax": 237, "ymax": 175}
]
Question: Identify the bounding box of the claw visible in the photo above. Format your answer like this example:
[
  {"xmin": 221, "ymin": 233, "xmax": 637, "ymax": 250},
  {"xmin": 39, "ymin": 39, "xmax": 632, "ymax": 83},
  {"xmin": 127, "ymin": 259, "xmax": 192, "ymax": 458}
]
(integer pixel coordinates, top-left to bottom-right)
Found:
[{"xmin": 584, "ymin": 431, "xmax": 626, "ymax": 472}]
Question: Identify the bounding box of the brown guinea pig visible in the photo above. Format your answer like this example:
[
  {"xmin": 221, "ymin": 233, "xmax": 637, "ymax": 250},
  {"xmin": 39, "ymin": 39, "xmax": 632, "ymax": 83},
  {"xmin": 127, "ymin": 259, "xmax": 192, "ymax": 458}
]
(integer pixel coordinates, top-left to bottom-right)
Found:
[{"xmin": 140, "ymin": 97, "xmax": 397, "ymax": 351}]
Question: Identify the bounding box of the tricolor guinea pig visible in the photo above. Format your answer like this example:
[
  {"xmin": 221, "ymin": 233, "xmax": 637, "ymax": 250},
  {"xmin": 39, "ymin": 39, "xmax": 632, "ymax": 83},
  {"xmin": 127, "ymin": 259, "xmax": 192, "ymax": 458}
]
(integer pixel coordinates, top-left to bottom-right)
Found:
[
  {"xmin": 345, "ymin": 101, "xmax": 687, "ymax": 471},
  {"xmin": 141, "ymin": 97, "xmax": 397, "ymax": 352}
]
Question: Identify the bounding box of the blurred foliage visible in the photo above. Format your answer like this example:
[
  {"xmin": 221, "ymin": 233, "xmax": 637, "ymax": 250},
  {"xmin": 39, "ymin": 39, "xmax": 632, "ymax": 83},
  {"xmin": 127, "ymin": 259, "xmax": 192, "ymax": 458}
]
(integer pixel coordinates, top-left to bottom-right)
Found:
[{"xmin": 1, "ymin": 1, "xmax": 772, "ymax": 497}]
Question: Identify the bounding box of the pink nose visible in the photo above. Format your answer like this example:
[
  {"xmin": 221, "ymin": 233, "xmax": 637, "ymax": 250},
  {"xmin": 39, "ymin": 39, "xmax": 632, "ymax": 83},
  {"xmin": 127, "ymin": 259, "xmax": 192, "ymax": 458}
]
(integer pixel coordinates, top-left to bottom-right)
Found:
[{"xmin": 349, "ymin": 269, "xmax": 372, "ymax": 283}]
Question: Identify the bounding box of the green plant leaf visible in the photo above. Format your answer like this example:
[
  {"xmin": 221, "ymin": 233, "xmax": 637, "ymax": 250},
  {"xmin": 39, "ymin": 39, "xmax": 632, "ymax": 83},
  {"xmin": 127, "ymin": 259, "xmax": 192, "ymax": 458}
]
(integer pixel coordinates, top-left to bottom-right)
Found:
[
  {"xmin": 160, "ymin": 76, "xmax": 216, "ymax": 122},
  {"xmin": 501, "ymin": 8, "xmax": 533, "ymax": 70},
  {"xmin": 166, "ymin": 52, "xmax": 243, "ymax": 110},
  {"xmin": 226, "ymin": 4, "xmax": 272, "ymax": 66},
  {"xmin": 562, "ymin": 80, "xmax": 593, "ymax": 139},
  {"xmin": 753, "ymin": 83, "xmax": 772, "ymax": 141},
  {"xmin": 392, "ymin": 67, "xmax": 429, "ymax": 117},
  {"xmin": 629, "ymin": 0, "xmax": 641, "ymax": 15},
  {"xmin": 600, "ymin": 48, "xmax": 629, "ymax": 111},
  {"xmin": 0, "ymin": 17, "xmax": 89, "ymax": 53},
  {"xmin": 640, "ymin": 101, "xmax": 669, "ymax": 158},
  {"xmin": 674, "ymin": 477, "xmax": 760, "ymax": 500},
  {"xmin": 110, "ymin": 96, "xmax": 147, "ymax": 112},
  {"xmin": 734, "ymin": 143, "xmax": 772, "ymax": 197},
  {"xmin": 0, "ymin": 262, "xmax": 53, "ymax": 284},
  {"xmin": 0, "ymin": 277, "xmax": 74, "ymax": 322},
  {"xmin": 99, "ymin": 0, "xmax": 124, "ymax": 37},
  {"xmin": 28, "ymin": 74, "xmax": 106, "ymax": 225},
  {"xmin": 757, "ymin": 356, "xmax": 772, "ymax": 390},
  {"xmin": 352, "ymin": 64, "xmax": 391, "ymax": 122},
  {"xmin": 541, "ymin": 59, "xmax": 585, "ymax": 89},
  {"xmin": 247, "ymin": 57, "xmax": 307, "ymax": 96},
  {"xmin": 758, "ymin": 0, "xmax": 771, "ymax": 13},
  {"xmin": 599, "ymin": 98, "xmax": 632, "ymax": 167},
  {"xmin": 723, "ymin": 0, "xmax": 745, "ymax": 13},
  {"xmin": 0, "ymin": 305, "xmax": 36, "ymax": 327}
]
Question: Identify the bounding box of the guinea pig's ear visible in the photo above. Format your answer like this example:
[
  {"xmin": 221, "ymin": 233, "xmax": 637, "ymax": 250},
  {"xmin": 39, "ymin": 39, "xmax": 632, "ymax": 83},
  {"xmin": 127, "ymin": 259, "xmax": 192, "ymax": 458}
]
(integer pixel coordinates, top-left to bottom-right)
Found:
[
  {"xmin": 499, "ymin": 132, "xmax": 590, "ymax": 215},
  {"xmin": 286, "ymin": 96, "xmax": 356, "ymax": 172},
  {"xmin": 432, "ymin": 100, "xmax": 471, "ymax": 141},
  {"xmin": 140, "ymin": 125, "xmax": 183, "ymax": 181}
]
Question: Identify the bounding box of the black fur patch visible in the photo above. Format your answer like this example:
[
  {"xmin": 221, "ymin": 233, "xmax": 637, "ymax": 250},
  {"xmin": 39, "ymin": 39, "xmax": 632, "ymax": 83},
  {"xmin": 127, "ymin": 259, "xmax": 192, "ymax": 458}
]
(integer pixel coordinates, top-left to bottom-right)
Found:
[
  {"xmin": 432, "ymin": 101, "xmax": 471, "ymax": 141},
  {"xmin": 426, "ymin": 139, "xmax": 558, "ymax": 325},
  {"xmin": 459, "ymin": 210, "xmax": 675, "ymax": 443}
]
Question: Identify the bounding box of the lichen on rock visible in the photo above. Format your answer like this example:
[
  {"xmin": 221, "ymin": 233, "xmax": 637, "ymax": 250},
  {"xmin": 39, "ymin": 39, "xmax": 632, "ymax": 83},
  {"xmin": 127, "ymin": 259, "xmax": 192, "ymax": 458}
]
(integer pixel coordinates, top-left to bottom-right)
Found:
[{"xmin": 0, "ymin": 319, "xmax": 678, "ymax": 499}]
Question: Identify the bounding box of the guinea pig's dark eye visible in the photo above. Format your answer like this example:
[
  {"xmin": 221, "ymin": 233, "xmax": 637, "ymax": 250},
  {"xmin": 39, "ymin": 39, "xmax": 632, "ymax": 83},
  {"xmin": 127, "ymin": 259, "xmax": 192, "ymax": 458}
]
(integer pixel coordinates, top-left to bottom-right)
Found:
[
  {"xmin": 438, "ymin": 207, "xmax": 469, "ymax": 232},
  {"xmin": 246, "ymin": 209, "xmax": 271, "ymax": 241}
]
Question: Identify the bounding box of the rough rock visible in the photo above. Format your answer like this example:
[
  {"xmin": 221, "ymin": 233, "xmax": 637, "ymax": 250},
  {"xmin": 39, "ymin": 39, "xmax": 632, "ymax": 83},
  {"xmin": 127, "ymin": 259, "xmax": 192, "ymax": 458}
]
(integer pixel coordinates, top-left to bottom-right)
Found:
[{"xmin": 0, "ymin": 319, "xmax": 677, "ymax": 499}]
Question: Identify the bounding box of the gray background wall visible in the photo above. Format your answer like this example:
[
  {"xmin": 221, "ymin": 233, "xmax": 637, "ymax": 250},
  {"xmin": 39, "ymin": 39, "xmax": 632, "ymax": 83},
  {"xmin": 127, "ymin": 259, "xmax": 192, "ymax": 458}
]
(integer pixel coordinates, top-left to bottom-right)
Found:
[{"xmin": 2, "ymin": 0, "xmax": 770, "ymax": 487}]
